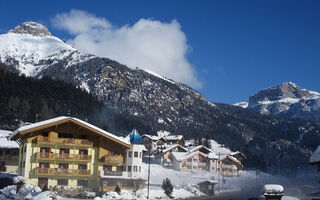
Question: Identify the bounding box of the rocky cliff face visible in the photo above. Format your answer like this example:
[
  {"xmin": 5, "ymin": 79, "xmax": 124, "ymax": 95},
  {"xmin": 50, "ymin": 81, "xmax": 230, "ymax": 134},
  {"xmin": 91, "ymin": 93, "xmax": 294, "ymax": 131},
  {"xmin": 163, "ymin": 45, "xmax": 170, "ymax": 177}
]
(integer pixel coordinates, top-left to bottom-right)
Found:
[
  {"xmin": 1, "ymin": 22, "xmax": 320, "ymax": 171},
  {"xmin": 9, "ymin": 21, "xmax": 51, "ymax": 37},
  {"xmin": 246, "ymin": 82, "xmax": 320, "ymax": 122}
]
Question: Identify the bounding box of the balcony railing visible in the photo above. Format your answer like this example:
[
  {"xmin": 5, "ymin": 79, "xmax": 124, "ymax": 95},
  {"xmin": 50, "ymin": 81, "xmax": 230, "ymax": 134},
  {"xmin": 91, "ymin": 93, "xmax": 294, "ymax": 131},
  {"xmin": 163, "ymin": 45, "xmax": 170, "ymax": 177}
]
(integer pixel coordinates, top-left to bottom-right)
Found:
[
  {"xmin": 104, "ymin": 156, "xmax": 123, "ymax": 164},
  {"xmin": 35, "ymin": 152, "xmax": 92, "ymax": 162},
  {"xmin": 37, "ymin": 137, "xmax": 93, "ymax": 147},
  {"xmin": 0, "ymin": 155, "xmax": 19, "ymax": 160},
  {"xmin": 198, "ymin": 162, "xmax": 207, "ymax": 167},
  {"xmin": 34, "ymin": 167, "xmax": 91, "ymax": 177}
]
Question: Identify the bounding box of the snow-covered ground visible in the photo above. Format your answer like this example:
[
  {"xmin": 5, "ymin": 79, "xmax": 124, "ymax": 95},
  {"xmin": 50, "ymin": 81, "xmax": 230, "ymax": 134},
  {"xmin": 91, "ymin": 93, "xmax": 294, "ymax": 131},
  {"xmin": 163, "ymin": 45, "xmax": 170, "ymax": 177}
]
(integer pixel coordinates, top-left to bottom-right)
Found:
[{"xmin": 1, "ymin": 165, "xmax": 317, "ymax": 200}]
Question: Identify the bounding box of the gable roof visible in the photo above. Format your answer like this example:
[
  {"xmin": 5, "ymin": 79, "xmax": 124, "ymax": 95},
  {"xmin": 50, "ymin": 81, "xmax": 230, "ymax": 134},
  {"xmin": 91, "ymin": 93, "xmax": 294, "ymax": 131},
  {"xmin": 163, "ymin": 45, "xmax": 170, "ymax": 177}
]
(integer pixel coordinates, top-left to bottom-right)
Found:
[
  {"xmin": 10, "ymin": 116, "xmax": 131, "ymax": 148},
  {"xmin": 310, "ymin": 145, "xmax": 320, "ymax": 164},
  {"xmin": 230, "ymin": 151, "xmax": 247, "ymax": 159},
  {"xmin": 187, "ymin": 145, "xmax": 212, "ymax": 153},
  {"xmin": 220, "ymin": 155, "xmax": 241, "ymax": 164},
  {"xmin": 141, "ymin": 134, "xmax": 165, "ymax": 141},
  {"xmin": 165, "ymin": 135, "xmax": 183, "ymax": 141},
  {"xmin": 171, "ymin": 151, "xmax": 208, "ymax": 162},
  {"xmin": 162, "ymin": 144, "xmax": 188, "ymax": 153}
]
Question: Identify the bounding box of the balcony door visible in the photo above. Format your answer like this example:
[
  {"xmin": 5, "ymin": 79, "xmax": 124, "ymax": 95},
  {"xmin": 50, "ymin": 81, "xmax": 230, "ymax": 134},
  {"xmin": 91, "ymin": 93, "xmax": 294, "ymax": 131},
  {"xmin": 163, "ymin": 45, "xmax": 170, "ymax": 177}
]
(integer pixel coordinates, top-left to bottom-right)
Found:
[
  {"xmin": 79, "ymin": 149, "xmax": 88, "ymax": 159},
  {"xmin": 40, "ymin": 147, "xmax": 50, "ymax": 157},
  {"xmin": 38, "ymin": 178, "xmax": 48, "ymax": 189},
  {"xmin": 60, "ymin": 148, "xmax": 70, "ymax": 159}
]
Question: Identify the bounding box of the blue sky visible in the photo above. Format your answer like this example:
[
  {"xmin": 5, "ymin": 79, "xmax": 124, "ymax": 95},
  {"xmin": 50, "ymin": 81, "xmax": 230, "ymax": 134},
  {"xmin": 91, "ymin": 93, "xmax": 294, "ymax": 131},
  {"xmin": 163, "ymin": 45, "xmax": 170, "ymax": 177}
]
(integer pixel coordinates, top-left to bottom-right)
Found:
[{"xmin": 1, "ymin": 0, "xmax": 319, "ymax": 104}]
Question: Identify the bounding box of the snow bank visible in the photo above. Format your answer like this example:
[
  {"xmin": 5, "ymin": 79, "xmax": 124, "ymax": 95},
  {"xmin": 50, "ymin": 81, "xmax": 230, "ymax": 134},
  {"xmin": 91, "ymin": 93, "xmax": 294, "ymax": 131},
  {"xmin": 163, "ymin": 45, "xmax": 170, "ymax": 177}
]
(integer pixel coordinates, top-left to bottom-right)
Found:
[
  {"xmin": 0, "ymin": 183, "xmax": 55, "ymax": 200},
  {"xmin": 98, "ymin": 185, "xmax": 202, "ymax": 200},
  {"xmin": 310, "ymin": 145, "xmax": 320, "ymax": 164}
]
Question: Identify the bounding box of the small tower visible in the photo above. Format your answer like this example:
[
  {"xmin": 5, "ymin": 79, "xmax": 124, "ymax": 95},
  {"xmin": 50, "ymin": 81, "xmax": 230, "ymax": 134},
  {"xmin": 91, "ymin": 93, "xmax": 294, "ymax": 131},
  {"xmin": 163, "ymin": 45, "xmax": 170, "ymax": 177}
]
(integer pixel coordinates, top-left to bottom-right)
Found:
[{"xmin": 125, "ymin": 129, "xmax": 144, "ymax": 179}]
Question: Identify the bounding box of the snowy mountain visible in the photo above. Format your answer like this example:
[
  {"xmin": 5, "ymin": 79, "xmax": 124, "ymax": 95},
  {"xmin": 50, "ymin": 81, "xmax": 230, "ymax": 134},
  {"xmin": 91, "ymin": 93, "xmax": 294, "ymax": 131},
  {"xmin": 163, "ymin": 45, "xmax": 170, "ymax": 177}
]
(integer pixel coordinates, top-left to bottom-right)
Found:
[
  {"xmin": 1, "ymin": 22, "xmax": 320, "ymax": 171},
  {"xmin": 236, "ymin": 82, "xmax": 320, "ymax": 123}
]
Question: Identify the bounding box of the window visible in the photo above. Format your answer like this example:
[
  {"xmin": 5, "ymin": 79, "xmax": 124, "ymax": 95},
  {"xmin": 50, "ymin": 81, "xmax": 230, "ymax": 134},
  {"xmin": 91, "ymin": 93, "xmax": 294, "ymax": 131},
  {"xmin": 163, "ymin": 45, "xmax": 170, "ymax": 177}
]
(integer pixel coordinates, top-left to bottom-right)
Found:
[
  {"xmin": 133, "ymin": 166, "xmax": 138, "ymax": 172},
  {"xmin": 103, "ymin": 179, "xmax": 117, "ymax": 187},
  {"xmin": 103, "ymin": 165, "xmax": 112, "ymax": 171},
  {"xmin": 193, "ymin": 166, "xmax": 197, "ymax": 169},
  {"xmin": 139, "ymin": 166, "xmax": 141, "ymax": 172},
  {"xmin": 134, "ymin": 152, "xmax": 138, "ymax": 158},
  {"xmin": 128, "ymin": 166, "xmax": 132, "ymax": 172},
  {"xmin": 39, "ymin": 162, "xmax": 49, "ymax": 168},
  {"xmin": 110, "ymin": 152, "xmax": 115, "ymax": 156},
  {"xmin": 77, "ymin": 180, "xmax": 88, "ymax": 187},
  {"xmin": 139, "ymin": 152, "xmax": 142, "ymax": 158},
  {"xmin": 128, "ymin": 151, "xmax": 132, "ymax": 158},
  {"xmin": 42, "ymin": 132, "xmax": 49, "ymax": 137},
  {"xmin": 187, "ymin": 158, "xmax": 192, "ymax": 162},
  {"xmin": 79, "ymin": 149, "xmax": 88, "ymax": 155},
  {"xmin": 117, "ymin": 166, "xmax": 123, "ymax": 172},
  {"xmin": 60, "ymin": 148, "xmax": 69, "ymax": 154},
  {"xmin": 57, "ymin": 179, "xmax": 68, "ymax": 186},
  {"xmin": 59, "ymin": 163, "xmax": 69, "ymax": 169},
  {"xmin": 78, "ymin": 164, "xmax": 87, "ymax": 170}
]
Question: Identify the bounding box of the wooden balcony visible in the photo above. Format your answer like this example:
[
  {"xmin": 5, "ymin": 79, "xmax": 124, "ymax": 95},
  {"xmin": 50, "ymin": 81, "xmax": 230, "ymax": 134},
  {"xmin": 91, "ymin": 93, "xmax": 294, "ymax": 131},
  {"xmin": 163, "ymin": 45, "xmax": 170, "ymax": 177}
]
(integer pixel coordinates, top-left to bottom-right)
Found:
[
  {"xmin": 198, "ymin": 162, "xmax": 207, "ymax": 167},
  {"xmin": 104, "ymin": 156, "xmax": 123, "ymax": 164},
  {"xmin": 35, "ymin": 152, "xmax": 92, "ymax": 162},
  {"xmin": 33, "ymin": 167, "xmax": 91, "ymax": 177},
  {"xmin": 0, "ymin": 155, "xmax": 19, "ymax": 160},
  {"xmin": 37, "ymin": 137, "xmax": 93, "ymax": 147}
]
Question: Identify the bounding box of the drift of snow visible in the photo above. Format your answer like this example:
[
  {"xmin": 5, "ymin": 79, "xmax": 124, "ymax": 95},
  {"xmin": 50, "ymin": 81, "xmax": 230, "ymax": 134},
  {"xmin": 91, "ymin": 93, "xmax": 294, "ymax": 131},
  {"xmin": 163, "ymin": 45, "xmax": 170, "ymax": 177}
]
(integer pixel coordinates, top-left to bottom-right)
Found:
[
  {"xmin": 234, "ymin": 101, "xmax": 249, "ymax": 108},
  {"xmin": 0, "ymin": 130, "xmax": 19, "ymax": 149}
]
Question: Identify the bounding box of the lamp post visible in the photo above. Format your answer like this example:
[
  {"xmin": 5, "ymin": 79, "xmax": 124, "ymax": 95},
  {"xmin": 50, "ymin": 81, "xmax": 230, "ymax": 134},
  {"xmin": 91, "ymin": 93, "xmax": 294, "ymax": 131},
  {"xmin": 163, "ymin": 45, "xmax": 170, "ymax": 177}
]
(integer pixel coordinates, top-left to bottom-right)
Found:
[{"xmin": 147, "ymin": 141, "xmax": 151, "ymax": 199}]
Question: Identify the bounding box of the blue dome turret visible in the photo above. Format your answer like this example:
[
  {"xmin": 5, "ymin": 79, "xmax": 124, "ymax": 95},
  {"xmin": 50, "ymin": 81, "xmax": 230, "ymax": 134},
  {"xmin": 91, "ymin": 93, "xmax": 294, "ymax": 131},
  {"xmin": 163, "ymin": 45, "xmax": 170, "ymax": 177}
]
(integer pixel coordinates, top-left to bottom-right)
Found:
[{"xmin": 129, "ymin": 129, "xmax": 144, "ymax": 144}]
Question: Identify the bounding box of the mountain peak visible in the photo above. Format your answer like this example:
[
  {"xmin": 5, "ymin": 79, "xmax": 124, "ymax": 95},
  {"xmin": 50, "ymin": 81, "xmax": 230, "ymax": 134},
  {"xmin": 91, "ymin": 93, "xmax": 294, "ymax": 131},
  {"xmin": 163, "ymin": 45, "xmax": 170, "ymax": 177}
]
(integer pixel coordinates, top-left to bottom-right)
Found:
[{"xmin": 9, "ymin": 21, "xmax": 51, "ymax": 37}]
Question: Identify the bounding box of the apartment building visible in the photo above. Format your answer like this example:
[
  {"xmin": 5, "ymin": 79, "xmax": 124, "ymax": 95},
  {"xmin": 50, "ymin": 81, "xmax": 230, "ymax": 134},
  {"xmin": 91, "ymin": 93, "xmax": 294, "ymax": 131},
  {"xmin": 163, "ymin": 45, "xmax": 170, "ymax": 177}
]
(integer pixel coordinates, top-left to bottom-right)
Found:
[{"xmin": 10, "ymin": 116, "xmax": 144, "ymax": 192}]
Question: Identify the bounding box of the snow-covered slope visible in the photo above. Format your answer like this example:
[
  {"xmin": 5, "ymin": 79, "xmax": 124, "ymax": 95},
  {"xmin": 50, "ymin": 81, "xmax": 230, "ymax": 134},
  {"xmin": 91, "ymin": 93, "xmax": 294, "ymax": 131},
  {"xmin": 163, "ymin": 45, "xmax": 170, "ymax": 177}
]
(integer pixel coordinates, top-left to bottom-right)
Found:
[
  {"xmin": 0, "ymin": 22, "xmax": 94, "ymax": 76},
  {"xmin": 245, "ymin": 82, "xmax": 320, "ymax": 123}
]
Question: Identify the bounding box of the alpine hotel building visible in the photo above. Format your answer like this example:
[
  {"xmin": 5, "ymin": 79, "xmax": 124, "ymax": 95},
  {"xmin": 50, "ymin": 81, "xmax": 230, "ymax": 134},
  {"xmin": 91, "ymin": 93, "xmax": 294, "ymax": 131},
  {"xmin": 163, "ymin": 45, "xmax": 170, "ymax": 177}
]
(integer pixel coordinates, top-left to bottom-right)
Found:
[{"xmin": 10, "ymin": 116, "xmax": 145, "ymax": 192}]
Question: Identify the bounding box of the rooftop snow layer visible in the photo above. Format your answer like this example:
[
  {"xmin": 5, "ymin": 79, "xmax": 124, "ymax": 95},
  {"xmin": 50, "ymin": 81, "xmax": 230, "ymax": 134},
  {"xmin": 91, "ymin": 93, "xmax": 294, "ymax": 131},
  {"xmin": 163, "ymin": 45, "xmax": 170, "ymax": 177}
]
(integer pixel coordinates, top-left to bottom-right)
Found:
[
  {"xmin": 0, "ymin": 130, "xmax": 19, "ymax": 149},
  {"xmin": 262, "ymin": 184, "xmax": 284, "ymax": 193},
  {"xmin": 310, "ymin": 145, "xmax": 320, "ymax": 164},
  {"xmin": 11, "ymin": 116, "xmax": 130, "ymax": 145}
]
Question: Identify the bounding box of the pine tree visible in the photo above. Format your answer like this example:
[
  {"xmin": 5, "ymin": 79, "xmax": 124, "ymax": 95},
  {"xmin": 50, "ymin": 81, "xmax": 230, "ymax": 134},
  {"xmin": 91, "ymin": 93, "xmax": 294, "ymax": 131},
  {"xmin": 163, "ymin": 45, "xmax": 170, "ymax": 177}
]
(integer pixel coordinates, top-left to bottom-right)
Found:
[{"xmin": 162, "ymin": 178, "xmax": 173, "ymax": 198}]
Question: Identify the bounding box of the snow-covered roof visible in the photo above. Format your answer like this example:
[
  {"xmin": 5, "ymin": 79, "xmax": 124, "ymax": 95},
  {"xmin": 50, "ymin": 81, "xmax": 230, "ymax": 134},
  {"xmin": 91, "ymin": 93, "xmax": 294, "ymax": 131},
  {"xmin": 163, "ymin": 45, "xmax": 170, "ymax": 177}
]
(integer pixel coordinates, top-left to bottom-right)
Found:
[
  {"xmin": 162, "ymin": 144, "xmax": 188, "ymax": 153},
  {"xmin": 0, "ymin": 130, "xmax": 19, "ymax": 149},
  {"xmin": 262, "ymin": 184, "xmax": 284, "ymax": 194},
  {"xmin": 230, "ymin": 151, "xmax": 247, "ymax": 159},
  {"xmin": 11, "ymin": 116, "xmax": 130, "ymax": 147},
  {"xmin": 187, "ymin": 145, "xmax": 212, "ymax": 153},
  {"xmin": 141, "ymin": 134, "xmax": 164, "ymax": 141},
  {"xmin": 209, "ymin": 139, "xmax": 232, "ymax": 156},
  {"xmin": 310, "ymin": 145, "xmax": 320, "ymax": 164},
  {"xmin": 198, "ymin": 180, "xmax": 218, "ymax": 185},
  {"xmin": 165, "ymin": 135, "xmax": 183, "ymax": 141},
  {"xmin": 207, "ymin": 152, "xmax": 218, "ymax": 159},
  {"xmin": 171, "ymin": 151, "xmax": 207, "ymax": 162},
  {"xmin": 220, "ymin": 155, "xmax": 241, "ymax": 164}
]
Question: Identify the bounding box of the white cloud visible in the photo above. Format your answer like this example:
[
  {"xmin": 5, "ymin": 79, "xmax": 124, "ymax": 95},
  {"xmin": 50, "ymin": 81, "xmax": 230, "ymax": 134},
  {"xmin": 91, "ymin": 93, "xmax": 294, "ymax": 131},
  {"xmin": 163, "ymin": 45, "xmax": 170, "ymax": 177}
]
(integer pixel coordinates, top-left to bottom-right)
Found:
[{"xmin": 51, "ymin": 9, "xmax": 202, "ymax": 88}]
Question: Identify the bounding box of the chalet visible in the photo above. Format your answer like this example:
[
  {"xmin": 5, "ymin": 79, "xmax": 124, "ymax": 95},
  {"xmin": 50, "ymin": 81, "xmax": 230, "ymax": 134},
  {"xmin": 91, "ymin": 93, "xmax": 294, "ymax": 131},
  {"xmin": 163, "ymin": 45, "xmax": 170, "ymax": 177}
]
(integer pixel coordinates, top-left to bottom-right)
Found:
[
  {"xmin": 10, "ymin": 116, "xmax": 145, "ymax": 192},
  {"xmin": 309, "ymin": 145, "xmax": 320, "ymax": 198},
  {"xmin": 198, "ymin": 180, "xmax": 217, "ymax": 196},
  {"xmin": 170, "ymin": 151, "xmax": 217, "ymax": 172},
  {"xmin": 165, "ymin": 135, "xmax": 185, "ymax": 146},
  {"xmin": 152, "ymin": 144, "xmax": 188, "ymax": 166},
  {"xmin": 141, "ymin": 135, "xmax": 166, "ymax": 153},
  {"xmin": 0, "ymin": 130, "xmax": 19, "ymax": 173},
  {"xmin": 218, "ymin": 155, "xmax": 243, "ymax": 177}
]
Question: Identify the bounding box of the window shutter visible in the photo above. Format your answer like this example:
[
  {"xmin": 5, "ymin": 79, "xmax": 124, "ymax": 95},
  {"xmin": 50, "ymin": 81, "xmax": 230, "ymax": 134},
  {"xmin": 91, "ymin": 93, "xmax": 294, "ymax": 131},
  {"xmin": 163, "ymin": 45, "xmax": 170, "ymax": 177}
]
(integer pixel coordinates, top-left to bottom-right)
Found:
[
  {"xmin": 39, "ymin": 162, "xmax": 42, "ymax": 168},
  {"xmin": 78, "ymin": 164, "xmax": 81, "ymax": 170},
  {"xmin": 40, "ymin": 147, "xmax": 43, "ymax": 152},
  {"xmin": 48, "ymin": 148, "xmax": 51, "ymax": 153},
  {"xmin": 59, "ymin": 163, "xmax": 62, "ymax": 168},
  {"xmin": 85, "ymin": 164, "xmax": 87, "ymax": 170},
  {"xmin": 60, "ymin": 149, "xmax": 62, "ymax": 154},
  {"xmin": 103, "ymin": 165, "xmax": 106, "ymax": 170},
  {"xmin": 66, "ymin": 163, "xmax": 69, "ymax": 169},
  {"xmin": 46, "ymin": 163, "xmax": 49, "ymax": 168},
  {"xmin": 67, "ymin": 149, "xmax": 70, "ymax": 154}
]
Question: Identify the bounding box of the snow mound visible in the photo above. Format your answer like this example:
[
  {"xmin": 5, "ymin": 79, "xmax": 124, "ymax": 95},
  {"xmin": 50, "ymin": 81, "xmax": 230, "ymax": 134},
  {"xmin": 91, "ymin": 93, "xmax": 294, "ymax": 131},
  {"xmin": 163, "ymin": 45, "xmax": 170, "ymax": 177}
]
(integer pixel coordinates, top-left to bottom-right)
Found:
[
  {"xmin": 262, "ymin": 184, "xmax": 284, "ymax": 194},
  {"xmin": 0, "ymin": 183, "xmax": 53, "ymax": 200}
]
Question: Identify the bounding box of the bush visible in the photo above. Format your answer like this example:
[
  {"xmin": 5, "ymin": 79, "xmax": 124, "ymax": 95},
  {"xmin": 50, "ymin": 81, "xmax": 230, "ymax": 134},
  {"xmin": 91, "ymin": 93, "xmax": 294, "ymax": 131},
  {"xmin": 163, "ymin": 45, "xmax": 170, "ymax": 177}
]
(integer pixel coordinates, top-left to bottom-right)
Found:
[{"xmin": 161, "ymin": 178, "xmax": 173, "ymax": 198}]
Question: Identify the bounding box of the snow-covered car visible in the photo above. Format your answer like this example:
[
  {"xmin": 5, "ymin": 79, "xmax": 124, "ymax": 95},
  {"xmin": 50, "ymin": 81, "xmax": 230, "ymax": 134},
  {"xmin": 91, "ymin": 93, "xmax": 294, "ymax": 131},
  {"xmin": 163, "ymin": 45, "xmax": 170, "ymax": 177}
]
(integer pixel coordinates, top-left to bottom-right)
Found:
[{"xmin": 262, "ymin": 184, "xmax": 284, "ymax": 200}]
